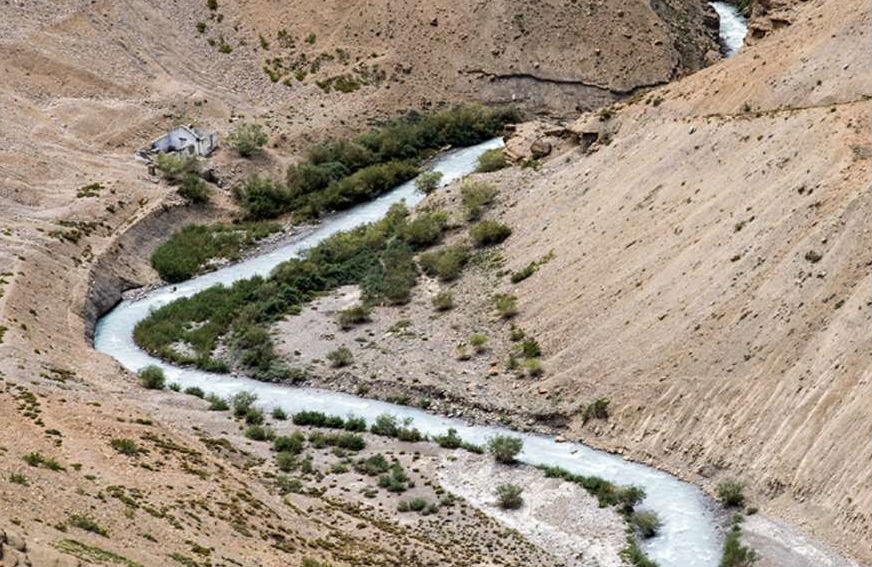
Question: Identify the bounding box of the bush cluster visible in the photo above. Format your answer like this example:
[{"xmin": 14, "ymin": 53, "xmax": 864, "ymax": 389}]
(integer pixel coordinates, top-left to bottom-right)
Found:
[
  {"xmin": 151, "ymin": 221, "xmax": 280, "ymax": 283},
  {"xmin": 369, "ymin": 414, "xmax": 423, "ymax": 442},
  {"xmin": 292, "ymin": 411, "xmax": 367, "ymax": 432},
  {"xmin": 460, "ymin": 181, "xmax": 498, "ymax": 220},
  {"xmin": 155, "ymin": 154, "xmax": 210, "ymax": 204},
  {"xmin": 137, "ymin": 365, "xmax": 166, "ymax": 390},
  {"xmin": 326, "ymin": 346, "xmax": 353, "ymax": 368},
  {"xmin": 470, "ymin": 220, "xmax": 512, "ymax": 247},
  {"xmin": 495, "ymin": 483, "xmax": 524, "ymax": 509},
  {"xmin": 716, "ymin": 479, "xmax": 747, "ymax": 508},
  {"xmin": 234, "ymin": 105, "xmax": 518, "ymax": 220},
  {"xmin": 419, "ymin": 244, "xmax": 470, "ymax": 281},
  {"xmin": 228, "ymin": 122, "xmax": 268, "ymax": 157},
  {"xmin": 583, "ymin": 398, "xmax": 610, "ymax": 423},
  {"xmin": 539, "ymin": 464, "xmax": 646, "ymax": 513},
  {"xmin": 431, "ymin": 290, "xmax": 454, "ymax": 311},
  {"xmin": 487, "ymin": 434, "xmax": 523, "ymax": 464},
  {"xmin": 475, "ymin": 148, "xmax": 508, "ymax": 173}
]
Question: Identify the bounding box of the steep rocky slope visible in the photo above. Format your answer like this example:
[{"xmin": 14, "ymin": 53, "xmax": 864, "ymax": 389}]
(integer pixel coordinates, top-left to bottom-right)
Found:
[
  {"xmin": 0, "ymin": 0, "xmax": 723, "ymax": 565},
  {"xmin": 269, "ymin": 0, "xmax": 872, "ymax": 562},
  {"xmin": 484, "ymin": 0, "xmax": 871, "ymax": 560}
]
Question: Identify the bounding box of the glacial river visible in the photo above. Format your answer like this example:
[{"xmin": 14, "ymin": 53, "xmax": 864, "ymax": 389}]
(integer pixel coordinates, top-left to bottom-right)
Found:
[
  {"xmin": 711, "ymin": 1, "xmax": 749, "ymax": 57},
  {"xmin": 95, "ymin": 139, "xmax": 724, "ymax": 566}
]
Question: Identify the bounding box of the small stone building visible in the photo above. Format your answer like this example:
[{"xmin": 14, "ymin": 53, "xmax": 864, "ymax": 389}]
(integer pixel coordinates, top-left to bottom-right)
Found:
[{"xmin": 149, "ymin": 125, "xmax": 218, "ymax": 157}]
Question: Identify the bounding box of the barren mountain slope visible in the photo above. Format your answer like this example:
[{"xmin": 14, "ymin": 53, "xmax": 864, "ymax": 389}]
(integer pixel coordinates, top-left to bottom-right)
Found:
[
  {"xmin": 493, "ymin": 0, "xmax": 871, "ymax": 560},
  {"xmin": 0, "ymin": 0, "xmax": 723, "ymax": 564},
  {"xmin": 268, "ymin": 0, "xmax": 871, "ymax": 562}
]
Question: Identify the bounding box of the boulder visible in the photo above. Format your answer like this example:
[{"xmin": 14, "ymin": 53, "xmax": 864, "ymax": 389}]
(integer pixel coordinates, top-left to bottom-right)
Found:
[
  {"xmin": 530, "ymin": 139, "xmax": 552, "ymax": 159},
  {"xmin": 6, "ymin": 531, "xmax": 26, "ymax": 552}
]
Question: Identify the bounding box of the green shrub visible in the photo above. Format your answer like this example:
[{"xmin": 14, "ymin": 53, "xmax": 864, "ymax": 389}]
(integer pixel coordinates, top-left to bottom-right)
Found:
[
  {"xmin": 470, "ymin": 220, "xmax": 511, "ymax": 247},
  {"xmin": 67, "ymin": 514, "xmax": 108, "ymax": 537},
  {"xmin": 245, "ymin": 407, "xmax": 265, "ymax": 425},
  {"xmin": 432, "ymin": 290, "xmax": 454, "ymax": 311},
  {"xmin": 273, "ymin": 432, "xmax": 306, "ymax": 454},
  {"xmin": 509, "ymin": 325, "xmax": 525, "ymax": 341},
  {"xmin": 233, "ymin": 175, "xmax": 292, "ymax": 220},
  {"xmin": 493, "ymin": 294, "xmax": 518, "ymax": 319},
  {"xmin": 434, "ymin": 428, "xmax": 463, "ymax": 449},
  {"xmin": 344, "ymin": 416, "xmax": 367, "ymax": 432},
  {"xmin": 361, "ymin": 241, "xmax": 419, "ymax": 304},
  {"xmin": 460, "ymin": 181, "xmax": 498, "ymax": 220},
  {"xmin": 293, "ymin": 411, "xmax": 344, "ymax": 428},
  {"xmin": 397, "ymin": 426, "xmax": 423, "ymax": 442},
  {"xmin": 245, "ymin": 424, "xmax": 275, "ymax": 441},
  {"xmin": 272, "ymin": 407, "xmax": 288, "ymax": 420},
  {"xmin": 137, "ymin": 365, "xmax": 166, "ymax": 390},
  {"xmin": 487, "ymin": 435, "xmax": 523, "ymax": 464},
  {"xmin": 511, "ymin": 262, "xmax": 538, "ymax": 283},
  {"xmin": 110, "ymin": 438, "xmax": 142, "ymax": 457},
  {"xmin": 470, "ymin": 333, "xmax": 488, "ymax": 353},
  {"xmin": 229, "ymin": 122, "xmax": 268, "ymax": 157},
  {"xmin": 184, "ymin": 386, "xmax": 205, "ymax": 398},
  {"xmin": 716, "ymin": 480, "xmax": 747, "ymax": 508},
  {"xmin": 378, "ymin": 462, "xmax": 411, "ymax": 493},
  {"xmin": 620, "ymin": 536, "xmax": 658, "ymax": 567},
  {"xmin": 631, "ymin": 511, "xmax": 662, "ymax": 538},
  {"xmin": 583, "ymin": 398, "xmax": 610, "ymax": 423},
  {"xmin": 151, "ymin": 222, "xmax": 280, "ymax": 283},
  {"xmin": 539, "ymin": 464, "xmax": 646, "ymax": 510},
  {"xmin": 276, "ymin": 451, "xmax": 298, "ymax": 472},
  {"xmin": 476, "ymin": 148, "xmax": 507, "ymax": 173},
  {"xmin": 399, "ymin": 497, "xmax": 434, "ymax": 514},
  {"xmin": 520, "ymin": 338, "xmax": 541, "ymax": 358},
  {"xmin": 9, "ymin": 473, "xmax": 28, "ymax": 485},
  {"xmin": 311, "ymin": 431, "xmax": 365, "ymax": 451},
  {"xmin": 495, "ymin": 483, "xmax": 524, "ymax": 509},
  {"xmin": 355, "ymin": 454, "xmax": 390, "ymax": 476},
  {"xmin": 419, "ymin": 245, "xmax": 470, "ymax": 281},
  {"xmin": 399, "ymin": 212, "xmax": 447, "ymax": 249},
  {"xmin": 415, "ymin": 171, "xmax": 443, "ymax": 194},
  {"xmin": 370, "ymin": 414, "xmax": 400, "ymax": 437},
  {"xmin": 206, "ymin": 394, "xmax": 229, "ymax": 411},
  {"xmin": 168, "ymin": 382, "xmax": 181, "ymax": 392},
  {"xmin": 327, "ymin": 346, "xmax": 353, "ymax": 368},
  {"xmin": 23, "ymin": 452, "xmax": 64, "ymax": 471},
  {"xmin": 177, "ymin": 174, "xmax": 210, "ymax": 204},
  {"xmin": 523, "ymin": 358, "xmax": 543, "ymax": 377},
  {"xmin": 155, "ymin": 154, "xmax": 201, "ymax": 184},
  {"xmin": 231, "ymin": 391, "xmax": 258, "ymax": 417},
  {"xmin": 338, "ymin": 304, "xmax": 371, "ymax": 330},
  {"xmin": 276, "ymin": 475, "xmax": 303, "ymax": 494},
  {"xmin": 720, "ymin": 516, "xmax": 758, "ymax": 567}
]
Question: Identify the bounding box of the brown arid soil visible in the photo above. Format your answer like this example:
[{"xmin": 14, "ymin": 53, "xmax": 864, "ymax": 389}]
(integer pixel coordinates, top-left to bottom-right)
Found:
[
  {"xmin": 0, "ymin": 0, "xmax": 724, "ymax": 565},
  {"xmin": 0, "ymin": 0, "xmax": 870, "ymax": 567},
  {"xmin": 270, "ymin": 0, "xmax": 872, "ymax": 564}
]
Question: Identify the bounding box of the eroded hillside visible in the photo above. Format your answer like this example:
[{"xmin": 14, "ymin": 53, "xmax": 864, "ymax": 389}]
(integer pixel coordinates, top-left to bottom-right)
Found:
[
  {"xmin": 0, "ymin": 0, "xmax": 725, "ymax": 565},
  {"xmin": 266, "ymin": 0, "xmax": 872, "ymax": 563}
]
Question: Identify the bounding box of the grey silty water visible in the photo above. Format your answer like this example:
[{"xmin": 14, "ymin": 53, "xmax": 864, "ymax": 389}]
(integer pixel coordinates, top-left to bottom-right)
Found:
[
  {"xmin": 94, "ymin": 138, "xmax": 721, "ymax": 566},
  {"xmin": 710, "ymin": 1, "xmax": 749, "ymax": 57}
]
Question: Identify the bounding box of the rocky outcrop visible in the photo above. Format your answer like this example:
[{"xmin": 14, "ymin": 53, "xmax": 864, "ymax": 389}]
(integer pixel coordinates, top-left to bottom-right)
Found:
[{"xmin": 0, "ymin": 529, "xmax": 82, "ymax": 567}]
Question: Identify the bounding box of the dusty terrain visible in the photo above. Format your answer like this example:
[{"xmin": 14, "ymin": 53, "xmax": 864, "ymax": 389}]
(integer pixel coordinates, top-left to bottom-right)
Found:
[
  {"xmin": 269, "ymin": 0, "xmax": 872, "ymax": 563},
  {"xmin": 0, "ymin": 0, "xmax": 870, "ymax": 566},
  {"xmin": 0, "ymin": 0, "xmax": 724, "ymax": 564},
  {"xmin": 2, "ymin": 372, "xmax": 621, "ymax": 566}
]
